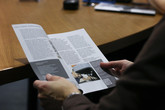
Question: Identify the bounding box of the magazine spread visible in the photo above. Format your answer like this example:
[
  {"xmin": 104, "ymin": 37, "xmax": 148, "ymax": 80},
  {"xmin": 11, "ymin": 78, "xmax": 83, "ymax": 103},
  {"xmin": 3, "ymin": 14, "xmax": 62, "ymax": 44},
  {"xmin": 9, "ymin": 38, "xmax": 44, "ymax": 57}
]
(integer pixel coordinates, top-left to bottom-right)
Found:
[{"xmin": 12, "ymin": 24, "xmax": 116, "ymax": 94}]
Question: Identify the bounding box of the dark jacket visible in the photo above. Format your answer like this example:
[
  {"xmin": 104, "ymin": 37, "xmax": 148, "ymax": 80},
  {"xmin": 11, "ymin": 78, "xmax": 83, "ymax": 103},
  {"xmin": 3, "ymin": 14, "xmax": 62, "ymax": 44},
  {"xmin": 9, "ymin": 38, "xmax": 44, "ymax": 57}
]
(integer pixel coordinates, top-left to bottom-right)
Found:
[{"xmin": 63, "ymin": 14, "xmax": 165, "ymax": 110}]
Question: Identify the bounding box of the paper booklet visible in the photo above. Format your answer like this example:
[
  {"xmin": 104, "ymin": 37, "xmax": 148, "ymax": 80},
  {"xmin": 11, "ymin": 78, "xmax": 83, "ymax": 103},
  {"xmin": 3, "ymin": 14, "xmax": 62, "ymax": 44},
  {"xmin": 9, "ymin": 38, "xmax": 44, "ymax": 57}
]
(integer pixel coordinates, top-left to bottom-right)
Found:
[{"xmin": 12, "ymin": 24, "xmax": 116, "ymax": 94}]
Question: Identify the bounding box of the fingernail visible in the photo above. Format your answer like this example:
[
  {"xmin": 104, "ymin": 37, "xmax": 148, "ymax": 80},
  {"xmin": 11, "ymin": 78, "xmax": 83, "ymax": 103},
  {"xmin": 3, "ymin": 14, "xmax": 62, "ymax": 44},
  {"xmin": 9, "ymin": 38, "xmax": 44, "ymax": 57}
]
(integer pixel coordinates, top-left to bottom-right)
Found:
[{"xmin": 46, "ymin": 74, "xmax": 52, "ymax": 79}]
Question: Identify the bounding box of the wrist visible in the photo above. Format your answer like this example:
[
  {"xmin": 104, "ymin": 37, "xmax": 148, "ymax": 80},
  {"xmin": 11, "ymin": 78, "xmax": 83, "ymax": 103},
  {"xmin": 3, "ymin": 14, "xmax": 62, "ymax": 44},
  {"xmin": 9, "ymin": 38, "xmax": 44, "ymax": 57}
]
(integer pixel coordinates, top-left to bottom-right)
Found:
[
  {"xmin": 65, "ymin": 89, "xmax": 83, "ymax": 99},
  {"xmin": 67, "ymin": 92, "xmax": 81, "ymax": 98}
]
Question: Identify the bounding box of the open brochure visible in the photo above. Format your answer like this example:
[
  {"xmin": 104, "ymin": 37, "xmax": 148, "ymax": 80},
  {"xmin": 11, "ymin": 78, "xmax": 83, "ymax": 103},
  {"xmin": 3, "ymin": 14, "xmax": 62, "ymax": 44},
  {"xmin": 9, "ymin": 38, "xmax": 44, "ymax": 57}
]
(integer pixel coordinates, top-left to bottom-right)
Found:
[{"xmin": 12, "ymin": 24, "xmax": 116, "ymax": 94}]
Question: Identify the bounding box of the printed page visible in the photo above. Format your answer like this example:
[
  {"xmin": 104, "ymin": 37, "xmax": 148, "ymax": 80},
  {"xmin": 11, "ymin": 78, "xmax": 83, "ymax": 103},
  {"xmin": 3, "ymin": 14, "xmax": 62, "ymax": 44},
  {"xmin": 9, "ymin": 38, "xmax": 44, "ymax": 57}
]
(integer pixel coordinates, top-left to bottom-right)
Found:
[
  {"xmin": 12, "ymin": 24, "xmax": 77, "ymax": 85},
  {"xmin": 12, "ymin": 24, "xmax": 58, "ymax": 62},
  {"xmin": 48, "ymin": 29, "xmax": 116, "ymax": 94},
  {"xmin": 48, "ymin": 29, "xmax": 108, "ymax": 65}
]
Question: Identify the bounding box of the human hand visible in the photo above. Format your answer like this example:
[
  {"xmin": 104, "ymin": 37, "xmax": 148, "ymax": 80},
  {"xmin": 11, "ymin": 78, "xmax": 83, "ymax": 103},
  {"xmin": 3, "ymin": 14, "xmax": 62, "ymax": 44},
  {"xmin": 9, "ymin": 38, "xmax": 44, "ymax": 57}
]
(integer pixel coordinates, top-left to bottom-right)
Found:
[
  {"xmin": 100, "ymin": 60, "xmax": 133, "ymax": 77},
  {"xmin": 33, "ymin": 74, "xmax": 81, "ymax": 101}
]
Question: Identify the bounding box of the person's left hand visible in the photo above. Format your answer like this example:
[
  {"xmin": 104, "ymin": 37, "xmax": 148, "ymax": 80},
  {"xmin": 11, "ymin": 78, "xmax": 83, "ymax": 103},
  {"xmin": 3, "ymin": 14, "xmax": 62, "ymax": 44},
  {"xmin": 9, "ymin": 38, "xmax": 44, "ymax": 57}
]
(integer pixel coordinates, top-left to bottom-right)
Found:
[
  {"xmin": 100, "ymin": 60, "xmax": 133, "ymax": 77},
  {"xmin": 33, "ymin": 74, "xmax": 81, "ymax": 101}
]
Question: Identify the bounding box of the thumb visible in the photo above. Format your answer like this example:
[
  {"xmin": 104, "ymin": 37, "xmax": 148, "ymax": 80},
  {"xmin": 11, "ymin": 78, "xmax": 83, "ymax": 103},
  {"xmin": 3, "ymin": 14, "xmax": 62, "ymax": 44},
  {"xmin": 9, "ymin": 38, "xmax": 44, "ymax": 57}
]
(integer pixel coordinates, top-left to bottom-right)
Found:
[{"xmin": 46, "ymin": 74, "xmax": 61, "ymax": 81}]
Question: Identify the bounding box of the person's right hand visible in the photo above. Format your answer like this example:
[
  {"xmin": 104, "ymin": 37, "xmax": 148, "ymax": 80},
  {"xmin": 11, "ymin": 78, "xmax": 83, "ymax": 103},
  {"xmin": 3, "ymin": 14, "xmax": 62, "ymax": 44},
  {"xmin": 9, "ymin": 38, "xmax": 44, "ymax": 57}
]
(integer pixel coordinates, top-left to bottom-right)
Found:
[
  {"xmin": 100, "ymin": 60, "xmax": 133, "ymax": 77},
  {"xmin": 33, "ymin": 74, "xmax": 81, "ymax": 101}
]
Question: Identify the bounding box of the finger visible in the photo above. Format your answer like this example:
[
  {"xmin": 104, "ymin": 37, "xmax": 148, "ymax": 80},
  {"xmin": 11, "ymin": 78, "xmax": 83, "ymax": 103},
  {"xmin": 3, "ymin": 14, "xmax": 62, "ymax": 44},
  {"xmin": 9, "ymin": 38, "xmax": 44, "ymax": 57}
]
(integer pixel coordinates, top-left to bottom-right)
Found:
[
  {"xmin": 46, "ymin": 74, "xmax": 62, "ymax": 81},
  {"xmin": 100, "ymin": 62, "xmax": 111, "ymax": 68},
  {"xmin": 33, "ymin": 80, "xmax": 42, "ymax": 88},
  {"xmin": 100, "ymin": 62, "xmax": 117, "ymax": 69},
  {"xmin": 33, "ymin": 80, "xmax": 48, "ymax": 93},
  {"xmin": 110, "ymin": 68, "xmax": 121, "ymax": 77},
  {"xmin": 38, "ymin": 93, "xmax": 49, "ymax": 99}
]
